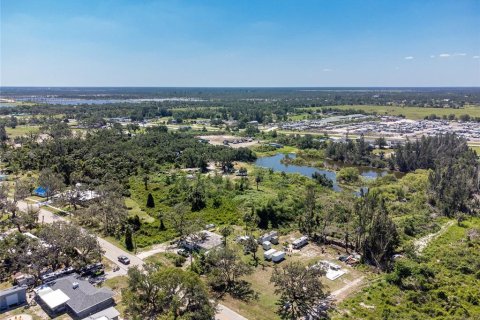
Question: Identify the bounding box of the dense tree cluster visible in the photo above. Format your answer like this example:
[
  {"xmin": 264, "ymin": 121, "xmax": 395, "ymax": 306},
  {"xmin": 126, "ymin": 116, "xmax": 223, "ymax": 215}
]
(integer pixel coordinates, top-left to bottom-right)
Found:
[
  {"xmin": 0, "ymin": 222, "xmax": 102, "ymax": 283},
  {"xmin": 391, "ymin": 134, "xmax": 479, "ymax": 217},
  {"xmin": 4, "ymin": 128, "xmax": 255, "ymax": 186},
  {"xmin": 325, "ymin": 136, "xmax": 377, "ymax": 167},
  {"xmin": 123, "ymin": 264, "xmax": 215, "ymax": 320},
  {"xmin": 270, "ymin": 261, "xmax": 329, "ymax": 320},
  {"xmin": 355, "ymin": 195, "xmax": 399, "ymax": 270}
]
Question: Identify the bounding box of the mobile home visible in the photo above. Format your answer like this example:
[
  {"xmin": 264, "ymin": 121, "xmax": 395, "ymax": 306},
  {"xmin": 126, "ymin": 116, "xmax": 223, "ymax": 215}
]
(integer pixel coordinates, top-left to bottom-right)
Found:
[
  {"xmin": 272, "ymin": 251, "xmax": 286, "ymax": 263},
  {"xmin": 264, "ymin": 249, "xmax": 277, "ymax": 260},
  {"xmin": 292, "ymin": 236, "xmax": 308, "ymax": 249}
]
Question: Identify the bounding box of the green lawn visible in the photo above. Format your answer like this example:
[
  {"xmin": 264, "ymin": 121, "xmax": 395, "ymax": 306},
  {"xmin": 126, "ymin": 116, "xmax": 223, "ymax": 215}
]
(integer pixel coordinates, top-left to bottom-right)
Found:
[
  {"xmin": 144, "ymin": 252, "xmax": 178, "ymax": 266},
  {"xmin": 125, "ymin": 197, "xmax": 155, "ymax": 223},
  {"xmin": 5, "ymin": 125, "xmax": 40, "ymax": 138},
  {"xmin": 104, "ymin": 276, "xmax": 129, "ymax": 316},
  {"xmin": 469, "ymin": 145, "xmax": 480, "ymax": 154}
]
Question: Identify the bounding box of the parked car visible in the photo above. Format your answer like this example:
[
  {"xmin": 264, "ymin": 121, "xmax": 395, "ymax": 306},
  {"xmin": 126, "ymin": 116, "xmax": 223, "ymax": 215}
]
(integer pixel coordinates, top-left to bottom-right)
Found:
[{"xmin": 117, "ymin": 255, "xmax": 130, "ymax": 265}]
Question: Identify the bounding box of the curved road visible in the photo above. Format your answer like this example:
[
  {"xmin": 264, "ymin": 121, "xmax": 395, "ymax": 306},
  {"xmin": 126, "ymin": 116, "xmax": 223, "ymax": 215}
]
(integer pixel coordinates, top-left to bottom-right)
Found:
[{"xmin": 17, "ymin": 200, "xmax": 247, "ymax": 320}]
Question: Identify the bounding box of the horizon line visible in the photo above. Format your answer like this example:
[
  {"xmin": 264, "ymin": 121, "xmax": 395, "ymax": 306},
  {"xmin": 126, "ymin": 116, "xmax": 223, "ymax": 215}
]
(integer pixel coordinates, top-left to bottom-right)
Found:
[{"xmin": 1, "ymin": 85, "xmax": 480, "ymax": 89}]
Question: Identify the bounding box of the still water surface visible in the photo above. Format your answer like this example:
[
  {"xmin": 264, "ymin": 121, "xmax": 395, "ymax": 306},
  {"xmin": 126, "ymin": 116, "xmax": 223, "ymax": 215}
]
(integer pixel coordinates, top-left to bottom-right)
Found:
[{"xmin": 255, "ymin": 153, "xmax": 399, "ymax": 192}]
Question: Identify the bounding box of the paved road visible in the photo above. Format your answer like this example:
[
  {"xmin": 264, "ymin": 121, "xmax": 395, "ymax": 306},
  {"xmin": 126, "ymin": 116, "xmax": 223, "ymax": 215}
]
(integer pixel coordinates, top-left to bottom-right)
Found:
[
  {"xmin": 136, "ymin": 243, "xmax": 170, "ymax": 259},
  {"xmin": 17, "ymin": 199, "xmax": 248, "ymax": 319},
  {"xmin": 215, "ymin": 304, "xmax": 248, "ymax": 320}
]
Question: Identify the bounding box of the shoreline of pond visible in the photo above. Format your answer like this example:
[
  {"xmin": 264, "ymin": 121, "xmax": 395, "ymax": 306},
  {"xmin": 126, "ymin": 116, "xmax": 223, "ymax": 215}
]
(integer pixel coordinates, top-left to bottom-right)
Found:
[{"xmin": 254, "ymin": 153, "xmax": 404, "ymax": 193}]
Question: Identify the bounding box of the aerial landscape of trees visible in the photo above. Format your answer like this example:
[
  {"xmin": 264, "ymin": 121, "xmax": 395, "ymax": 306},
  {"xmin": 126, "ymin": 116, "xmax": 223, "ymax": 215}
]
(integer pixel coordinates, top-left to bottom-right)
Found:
[{"xmin": 0, "ymin": 88, "xmax": 479, "ymax": 320}]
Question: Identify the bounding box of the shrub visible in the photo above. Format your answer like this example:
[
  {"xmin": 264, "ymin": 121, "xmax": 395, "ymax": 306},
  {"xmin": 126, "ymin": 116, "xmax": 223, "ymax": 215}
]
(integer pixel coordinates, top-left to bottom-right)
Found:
[
  {"xmin": 174, "ymin": 255, "xmax": 186, "ymax": 267},
  {"xmin": 337, "ymin": 167, "xmax": 360, "ymax": 183}
]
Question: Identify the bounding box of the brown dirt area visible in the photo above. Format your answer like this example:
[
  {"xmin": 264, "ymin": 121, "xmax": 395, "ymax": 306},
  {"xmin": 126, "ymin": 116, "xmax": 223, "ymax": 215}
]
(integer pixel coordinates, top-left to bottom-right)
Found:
[{"xmin": 198, "ymin": 135, "xmax": 260, "ymax": 149}]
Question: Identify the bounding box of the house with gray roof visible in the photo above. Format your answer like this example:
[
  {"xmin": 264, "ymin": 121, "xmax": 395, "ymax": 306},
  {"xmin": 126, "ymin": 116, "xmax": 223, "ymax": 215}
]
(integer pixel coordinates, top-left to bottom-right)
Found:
[
  {"xmin": 181, "ymin": 230, "xmax": 223, "ymax": 252},
  {"xmin": 34, "ymin": 274, "xmax": 118, "ymax": 320}
]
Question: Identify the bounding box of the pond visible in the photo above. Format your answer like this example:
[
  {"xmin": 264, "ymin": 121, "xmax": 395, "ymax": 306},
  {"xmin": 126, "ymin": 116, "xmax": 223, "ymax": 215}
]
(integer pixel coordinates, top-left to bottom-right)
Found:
[{"xmin": 254, "ymin": 153, "xmax": 399, "ymax": 192}]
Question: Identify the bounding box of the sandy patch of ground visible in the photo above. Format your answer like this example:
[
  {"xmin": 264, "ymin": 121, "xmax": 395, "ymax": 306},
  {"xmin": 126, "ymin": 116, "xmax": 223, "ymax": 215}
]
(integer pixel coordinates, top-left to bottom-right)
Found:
[{"xmin": 198, "ymin": 135, "xmax": 260, "ymax": 148}]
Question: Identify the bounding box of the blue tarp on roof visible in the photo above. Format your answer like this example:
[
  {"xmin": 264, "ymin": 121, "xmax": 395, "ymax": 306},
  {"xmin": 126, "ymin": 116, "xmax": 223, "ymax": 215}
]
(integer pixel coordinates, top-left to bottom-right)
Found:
[{"xmin": 34, "ymin": 186, "xmax": 48, "ymax": 197}]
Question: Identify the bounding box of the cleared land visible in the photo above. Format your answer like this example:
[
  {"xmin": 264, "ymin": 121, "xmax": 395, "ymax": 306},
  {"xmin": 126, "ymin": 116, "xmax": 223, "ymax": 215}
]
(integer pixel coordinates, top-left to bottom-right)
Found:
[
  {"xmin": 221, "ymin": 237, "xmax": 368, "ymax": 320},
  {"xmin": 5, "ymin": 125, "xmax": 40, "ymax": 138},
  {"xmin": 198, "ymin": 135, "xmax": 260, "ymax": 148}
]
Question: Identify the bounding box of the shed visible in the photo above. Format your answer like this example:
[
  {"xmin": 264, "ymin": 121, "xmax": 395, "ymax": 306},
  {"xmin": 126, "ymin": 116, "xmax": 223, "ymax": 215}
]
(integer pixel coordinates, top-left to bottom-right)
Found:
[
  {"xmin": 264, "ymin": 249, "xmax": 277, "ymax": 260},
  {"xmin": 0, "ymin": 286, "xmax": 27, "ymax": 311}
]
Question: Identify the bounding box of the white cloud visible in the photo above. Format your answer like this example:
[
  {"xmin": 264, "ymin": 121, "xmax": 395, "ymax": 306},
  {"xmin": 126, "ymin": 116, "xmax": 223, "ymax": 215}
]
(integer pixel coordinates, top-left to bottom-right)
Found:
[
  {"xmin": 453, "ymin": 53, "xmax": 467, "ymax": 56},
  {"xmin": 430, "ymin": 55, "xmax": 435, "ymax": 58},
  {"xmin": 473, "ymin": 56, "xmax": 480, "ymax": 59},
  {"xmin": 404, "ymin": 56, "xmax": 414, "ymax": 60},
  {"xmin": 439, "ymin": 53, "xmax": 451, "ymax": 58},
  {"xmin": 323, "ymin": 68, "xmax": 332, "ymax": 72}
]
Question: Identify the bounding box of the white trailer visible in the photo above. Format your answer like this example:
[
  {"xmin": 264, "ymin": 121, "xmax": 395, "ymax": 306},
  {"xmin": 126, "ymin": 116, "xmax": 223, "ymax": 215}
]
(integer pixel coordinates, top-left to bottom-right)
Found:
[
  {"xmin": 264, "ymin": 249, "xmax": 277, "ymax": 260},
  {"xmin": 271, "ymin": 251, "xmax": 286, "ymax": 263},
  {"xmin": 258, "ymin": 231, "xmax": 279, "ymax": 244},
  {"xmin": 292, "ymin": 236, "xmax": 308, "ymax": 249}
]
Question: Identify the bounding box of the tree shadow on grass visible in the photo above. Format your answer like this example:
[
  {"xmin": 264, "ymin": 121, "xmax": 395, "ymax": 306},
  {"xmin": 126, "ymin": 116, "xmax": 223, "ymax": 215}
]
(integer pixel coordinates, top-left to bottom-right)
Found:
[{"xmin": 230, "ymin": 280, "xmax": 258, "ymax": 302}]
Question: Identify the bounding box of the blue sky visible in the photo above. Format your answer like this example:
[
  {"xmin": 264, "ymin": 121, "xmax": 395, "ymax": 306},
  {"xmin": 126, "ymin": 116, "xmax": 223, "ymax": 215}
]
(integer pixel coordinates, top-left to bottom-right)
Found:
[{"xmin": 1, "ymin": 0, "xmax": 479, "ymax": 86}]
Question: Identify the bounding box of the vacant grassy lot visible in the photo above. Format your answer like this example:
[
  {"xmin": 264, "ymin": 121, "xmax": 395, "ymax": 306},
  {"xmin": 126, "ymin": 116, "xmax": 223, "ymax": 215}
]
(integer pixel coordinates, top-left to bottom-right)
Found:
[
  {"xmin": 221, "ymin": 240, "xmax": 368, "ymax": 320},
  {"xmin": 335, "ymin": 217, "xmax": 480, "ymax": 319},
  {"xmin": 125, "ymin": 197, "xmax": 155, "ymax": 223},
  {"xmin": 5, "ymin": 125, "xmax": 40, "ymax": 138},
  {"xmin": 323, "ymin": 105, "xmax": 480, "ymax": 120}
]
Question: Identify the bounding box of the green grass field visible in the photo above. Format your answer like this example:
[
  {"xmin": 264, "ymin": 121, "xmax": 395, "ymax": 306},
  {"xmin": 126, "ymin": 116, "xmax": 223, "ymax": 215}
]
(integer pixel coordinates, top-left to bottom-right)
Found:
[
  {"xmin": 125, "ymin": 197, "xmax": 155, "ymax": 223},
  {"xmin": 319, "ymin": 105, "xmax": 480, "ymax": 120},
  {"xmin": 5, "ymin": 125, "xmax": 40, "ymax": 138},
  {"xmin": 469, "ymin": 145, "xmax": 480, "ymax": 154}
]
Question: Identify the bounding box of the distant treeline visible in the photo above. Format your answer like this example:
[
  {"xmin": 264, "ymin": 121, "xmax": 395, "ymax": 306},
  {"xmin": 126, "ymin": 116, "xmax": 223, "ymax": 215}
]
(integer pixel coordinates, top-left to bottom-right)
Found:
[
  {"xmin": 1, "ymin": 88, "xmax": 480, "ymax": 125},
  {"xmin": 2, "ymin": 87, "xmax": 480, "ymax": 105}
]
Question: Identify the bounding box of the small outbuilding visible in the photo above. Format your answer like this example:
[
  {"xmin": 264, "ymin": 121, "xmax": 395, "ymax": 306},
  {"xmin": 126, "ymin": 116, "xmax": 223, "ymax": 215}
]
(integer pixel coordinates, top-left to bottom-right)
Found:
[
  {"xmin": 258, "ymin": 231, "xmax": 278, "ymax": 244},
  {"xmin": 0, "ymin": 285, "xmax": 27, "ymax": 311}
]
